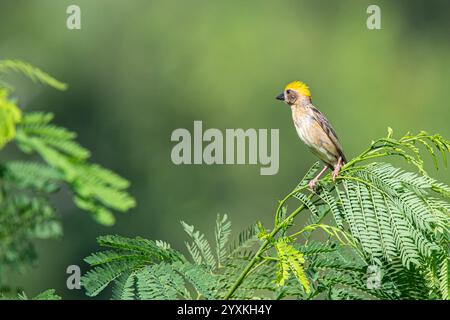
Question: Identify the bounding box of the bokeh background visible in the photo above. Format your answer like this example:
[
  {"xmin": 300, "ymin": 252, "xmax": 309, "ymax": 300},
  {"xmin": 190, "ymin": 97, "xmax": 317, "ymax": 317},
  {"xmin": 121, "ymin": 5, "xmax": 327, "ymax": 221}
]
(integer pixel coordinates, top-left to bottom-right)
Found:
[{"xmin": 0, "ymin": 0, "xmax": 449, "ymax": 299}]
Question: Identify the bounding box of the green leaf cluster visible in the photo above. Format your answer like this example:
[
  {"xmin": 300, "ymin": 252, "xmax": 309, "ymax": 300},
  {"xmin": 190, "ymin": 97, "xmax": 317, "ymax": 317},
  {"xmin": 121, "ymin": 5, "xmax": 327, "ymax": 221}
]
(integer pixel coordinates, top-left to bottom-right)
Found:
[
  {"xmin": 15, "ymin": 112, "xmax": 135, "ymax": 225},
  {"xmin": 81, "ymin": 130, "xmax": 450, "ymax": 300},
  {"xmin": 0, "ymin": 60, "xmax": 135, "ymax": 290}
]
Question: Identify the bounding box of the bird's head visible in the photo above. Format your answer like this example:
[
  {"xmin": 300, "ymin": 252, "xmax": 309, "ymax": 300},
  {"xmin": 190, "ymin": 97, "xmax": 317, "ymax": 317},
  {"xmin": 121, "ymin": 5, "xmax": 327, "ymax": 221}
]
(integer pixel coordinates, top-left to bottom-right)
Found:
[{"xmin": 276, "ymin": 81, "xmax": 311, "ymax": 105}]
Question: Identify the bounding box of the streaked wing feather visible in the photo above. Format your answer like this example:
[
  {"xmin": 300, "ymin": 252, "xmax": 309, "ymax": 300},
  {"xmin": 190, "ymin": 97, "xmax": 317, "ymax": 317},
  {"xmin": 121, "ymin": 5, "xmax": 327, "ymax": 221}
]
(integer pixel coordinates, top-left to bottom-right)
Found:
[{"xmin": 309, "ymin": 105, "xmax": 346, "ymax": 163}]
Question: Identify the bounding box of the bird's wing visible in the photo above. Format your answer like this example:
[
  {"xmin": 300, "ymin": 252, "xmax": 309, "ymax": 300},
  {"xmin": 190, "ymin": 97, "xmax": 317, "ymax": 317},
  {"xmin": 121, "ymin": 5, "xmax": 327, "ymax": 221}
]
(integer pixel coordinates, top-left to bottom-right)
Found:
[{"xmin": 309, "ymin": 105, "xmax": 347, "ymax": 163}]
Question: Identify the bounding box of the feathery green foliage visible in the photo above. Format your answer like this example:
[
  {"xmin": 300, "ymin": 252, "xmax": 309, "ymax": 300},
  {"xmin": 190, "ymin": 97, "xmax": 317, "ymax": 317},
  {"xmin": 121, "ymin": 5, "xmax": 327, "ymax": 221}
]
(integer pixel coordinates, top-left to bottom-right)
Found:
[
  {"xmin": 0, "ymin": 60, "xmax": 135, "ymax": 292},
  {"xmin": 82, "ymin": 213, "xmax": 359, "ymax": 299},
  {"xmin": 274, "ymin": 239, "xmax": 309, "ymax": 292},
  {"xmin": 15, "ymin": 111, "xmax": 136, "ymax": 225},
  {"xmin": 0, "ymin": 60, "xmax": 67, "ymax": 91},
  {"xmin": 82, "ymin": 129, "xmax": 449, "ymax": 300},
  {"xmin": 0, "ymin": 89, "xmax": 21, "ymax": 149},
  {"xmin": 82, "ymin": 215, "xmax": 261, "ymax": 299},
  {"xmin": 0, "ymin": 289, "xmax": 61, "ymax": 300},
  {"xmin": 0, "ymin": 160, "xmax": 63, "ymax": 274},
  {"xmin": 3, "ymin": 60, "xmax": 447, "ymax": 301}
]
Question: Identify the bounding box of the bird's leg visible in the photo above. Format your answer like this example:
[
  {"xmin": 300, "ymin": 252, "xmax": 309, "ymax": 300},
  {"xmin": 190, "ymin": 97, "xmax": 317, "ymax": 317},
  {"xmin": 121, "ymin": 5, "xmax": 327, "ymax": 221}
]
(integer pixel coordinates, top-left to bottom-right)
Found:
[
  {"xmin": 308, "ymin": 164, "xmax": 329, "ymax": 190},
  {"xmin": 332, "ymin": 157, "xmax": 344, "ymax": 182}
]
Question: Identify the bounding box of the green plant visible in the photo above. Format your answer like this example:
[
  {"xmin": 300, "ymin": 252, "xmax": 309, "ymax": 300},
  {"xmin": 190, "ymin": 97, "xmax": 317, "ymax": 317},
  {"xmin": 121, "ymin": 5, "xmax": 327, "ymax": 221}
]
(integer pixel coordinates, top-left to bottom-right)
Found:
[
  {"xmin": 82, "ymin": 129, "xmax": 449, "ymax": 300},
  {"xmin": 2, "ymin": 60, "xmax": 448, "ymax": 300},
  {"xmin": 0, "ymin": 60, "xmax": 135, "ymax": 292},
  {"xmin": 82, "ymin": 214, "xmax": 351, "ymax": 299},
  {"xmin": 0, "ymin": 289, "xmax": 61, "ymax": 300}
]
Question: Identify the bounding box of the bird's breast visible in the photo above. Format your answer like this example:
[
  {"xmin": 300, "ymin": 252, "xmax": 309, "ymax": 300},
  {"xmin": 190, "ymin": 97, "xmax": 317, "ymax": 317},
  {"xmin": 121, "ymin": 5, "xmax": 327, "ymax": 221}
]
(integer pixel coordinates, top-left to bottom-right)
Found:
[
  {"xmin": 291, "ymin": 108, "xmax": 338, "ymax": 165},
  {"xmin": 292, "ymin": 111, "xmax": 315, "ymax": 146}
]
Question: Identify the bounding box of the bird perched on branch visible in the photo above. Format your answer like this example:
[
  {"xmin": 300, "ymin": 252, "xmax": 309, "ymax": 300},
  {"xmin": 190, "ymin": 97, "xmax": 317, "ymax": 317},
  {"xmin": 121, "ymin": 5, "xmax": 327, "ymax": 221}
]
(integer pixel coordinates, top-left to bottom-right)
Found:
[{"xmin": 276, "ymin": 81, "xmax": 346, "ymax": 190}]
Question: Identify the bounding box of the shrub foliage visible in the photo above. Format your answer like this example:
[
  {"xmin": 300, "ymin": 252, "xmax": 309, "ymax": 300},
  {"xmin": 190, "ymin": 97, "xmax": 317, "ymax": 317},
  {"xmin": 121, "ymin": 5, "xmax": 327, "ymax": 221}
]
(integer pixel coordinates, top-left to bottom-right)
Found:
[
  {"xmin": 82, "ymin": 129, "xmax": 449, "ymax": 300},
  {"xmin": 0, "ymin": 60, "xmax": 135, "ymax": 294},
  {"xmin": 1, "ymin": 60, "xmax": 448, "ymax": 300}
]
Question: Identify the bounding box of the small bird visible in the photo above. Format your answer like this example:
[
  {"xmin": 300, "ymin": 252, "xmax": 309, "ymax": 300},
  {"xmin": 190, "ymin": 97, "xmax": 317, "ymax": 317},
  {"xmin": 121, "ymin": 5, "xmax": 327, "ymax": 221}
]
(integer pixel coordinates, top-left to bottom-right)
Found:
[{"xmin": 276, "ymin": 81, "xmax": 346, "ymax": 189}]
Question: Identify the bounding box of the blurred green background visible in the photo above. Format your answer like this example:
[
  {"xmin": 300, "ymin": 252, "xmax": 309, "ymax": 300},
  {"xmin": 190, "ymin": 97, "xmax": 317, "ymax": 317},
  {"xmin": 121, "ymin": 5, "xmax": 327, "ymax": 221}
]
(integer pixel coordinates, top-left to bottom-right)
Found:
[{"xmin": 0, "ymin": 0, "xmax": 449, "ymax": 298}]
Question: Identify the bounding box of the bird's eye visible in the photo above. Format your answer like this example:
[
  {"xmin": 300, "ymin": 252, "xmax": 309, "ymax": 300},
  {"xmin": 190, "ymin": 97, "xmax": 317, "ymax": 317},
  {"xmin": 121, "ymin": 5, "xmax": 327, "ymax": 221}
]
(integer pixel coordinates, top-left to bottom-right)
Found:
[{"xmin": 286, "ymin": 89, "xmax": 291, "ymax": 94}]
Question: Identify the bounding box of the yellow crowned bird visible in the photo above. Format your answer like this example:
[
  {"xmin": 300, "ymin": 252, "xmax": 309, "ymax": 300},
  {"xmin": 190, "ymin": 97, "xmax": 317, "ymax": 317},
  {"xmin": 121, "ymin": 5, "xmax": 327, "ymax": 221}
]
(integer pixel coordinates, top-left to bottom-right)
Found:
[{"xmin": 276, "ymin": 81, "xmax": 346, "ymax": 189}]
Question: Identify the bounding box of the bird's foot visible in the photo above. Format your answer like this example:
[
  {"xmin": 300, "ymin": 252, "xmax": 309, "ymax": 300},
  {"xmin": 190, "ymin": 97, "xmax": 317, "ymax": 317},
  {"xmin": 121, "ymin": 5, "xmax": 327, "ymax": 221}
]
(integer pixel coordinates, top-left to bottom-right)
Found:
[
  {"xmin": 332, "ymin": 161, "xmax": 343, "ymax": 182},
  {"xmin": 332, "ymin": 170, "xmax": 338, "ymax": 182},
  {"xmin": 308, "ymin": 165, "xmax": 330, "ymax": 191},
  {"xmin": 308, "ymin": 179, "xmax": 318, "ymax": 190}
]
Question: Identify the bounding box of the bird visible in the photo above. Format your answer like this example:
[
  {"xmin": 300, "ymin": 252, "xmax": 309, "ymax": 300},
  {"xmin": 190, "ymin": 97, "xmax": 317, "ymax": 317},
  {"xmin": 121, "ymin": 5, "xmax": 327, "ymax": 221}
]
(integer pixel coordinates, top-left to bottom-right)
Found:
[{"xmin": 276, "ymin": 81, "xmax": 346, "ymax": 190}]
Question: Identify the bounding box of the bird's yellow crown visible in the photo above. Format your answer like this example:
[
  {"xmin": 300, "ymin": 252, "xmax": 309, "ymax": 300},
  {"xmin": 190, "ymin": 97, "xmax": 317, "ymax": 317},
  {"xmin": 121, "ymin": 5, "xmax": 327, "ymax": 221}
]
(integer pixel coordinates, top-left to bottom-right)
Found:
[{"xmin": 284, "ymin": 81, "xmax": 311, "ymax": 97}]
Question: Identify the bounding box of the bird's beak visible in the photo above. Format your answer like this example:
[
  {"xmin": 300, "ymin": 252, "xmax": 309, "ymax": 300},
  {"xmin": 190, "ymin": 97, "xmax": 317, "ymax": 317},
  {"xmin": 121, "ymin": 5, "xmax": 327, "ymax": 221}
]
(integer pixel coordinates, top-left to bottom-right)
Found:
[{"xmin": 275, "ymin": 93, "xmax": 285, "ymax": 101}]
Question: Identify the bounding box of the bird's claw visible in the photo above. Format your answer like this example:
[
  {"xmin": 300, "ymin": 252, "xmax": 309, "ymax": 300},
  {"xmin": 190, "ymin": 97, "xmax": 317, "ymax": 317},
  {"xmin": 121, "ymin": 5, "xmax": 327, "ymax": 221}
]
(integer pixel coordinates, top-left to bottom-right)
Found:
[
  {"xmin": 332, "ymin": 170, "xmax": 338, "ymax": 182},
  {"xmin": 308, "ymin": 179, "xmax": 317, "ymax": 190},
  {"xmin": 332, "ymin": 161, "xmax": 343, "ymax": 182}
]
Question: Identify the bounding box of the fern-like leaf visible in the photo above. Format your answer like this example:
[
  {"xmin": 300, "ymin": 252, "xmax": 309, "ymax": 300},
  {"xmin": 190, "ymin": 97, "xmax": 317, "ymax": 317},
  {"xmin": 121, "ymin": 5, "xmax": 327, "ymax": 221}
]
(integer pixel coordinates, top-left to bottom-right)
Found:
[{"xmin": 0, "ymin": 60, "xmax": 67, "ymax": 90}]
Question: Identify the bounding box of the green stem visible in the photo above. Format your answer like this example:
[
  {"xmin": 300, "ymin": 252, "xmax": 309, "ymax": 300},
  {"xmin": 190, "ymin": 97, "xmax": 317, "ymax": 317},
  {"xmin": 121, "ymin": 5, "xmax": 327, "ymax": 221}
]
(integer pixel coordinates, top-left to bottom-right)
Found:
[
  {"xmin": 274, "ymin": 186, "xmax": 307, "ymax": 225},
  {"xmin": 224, "ymin": 189, "xmax": 312, "ymax": 300},
  {"xmin": 223, "ymin": 240, "xmax": 269, "ymax": 299},
  {"xmin": 224, "ymin": 141, "xmax": 387, "ymax": 299}
]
